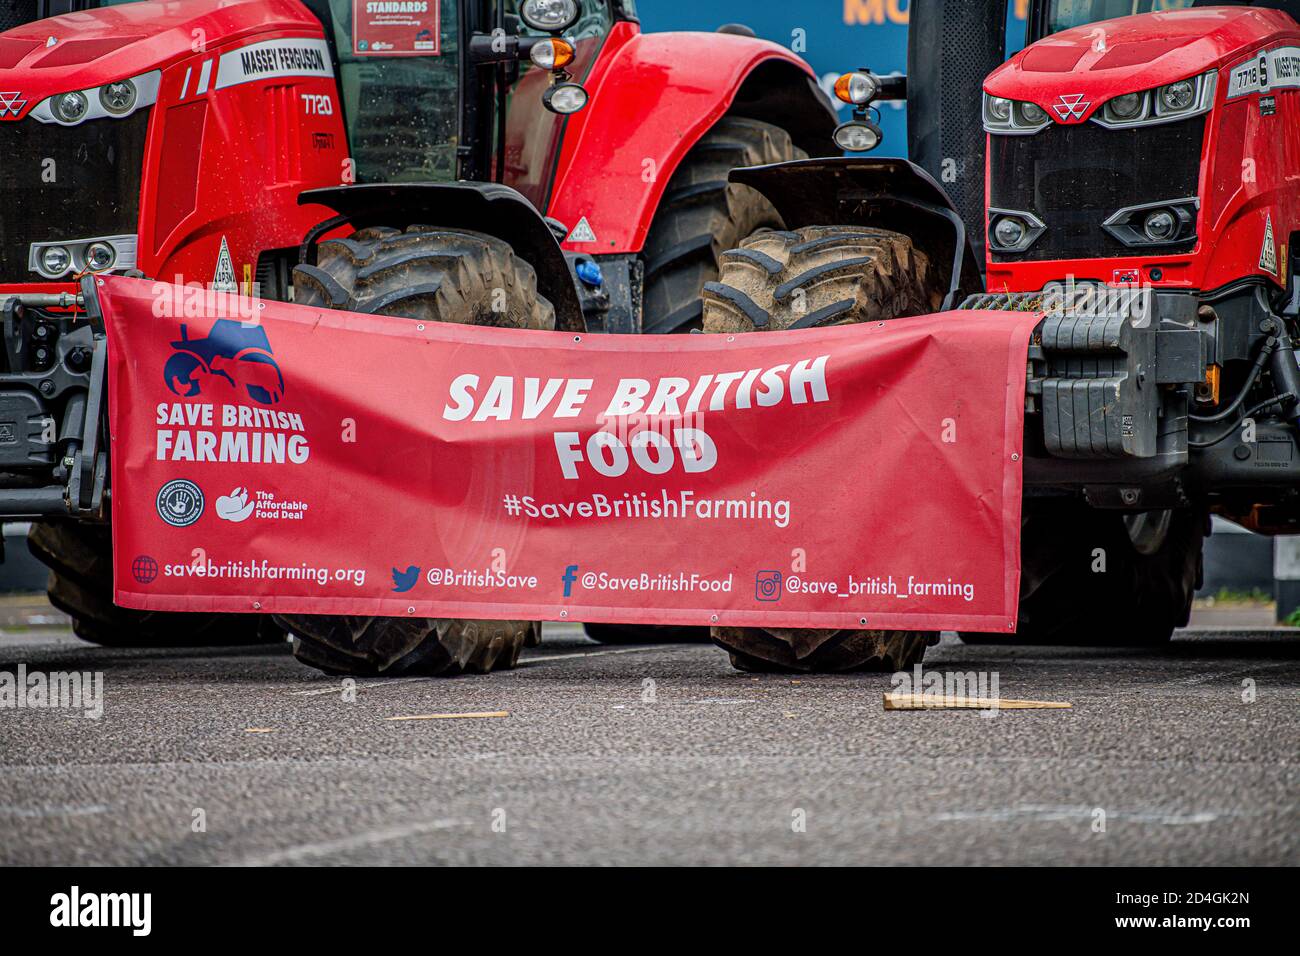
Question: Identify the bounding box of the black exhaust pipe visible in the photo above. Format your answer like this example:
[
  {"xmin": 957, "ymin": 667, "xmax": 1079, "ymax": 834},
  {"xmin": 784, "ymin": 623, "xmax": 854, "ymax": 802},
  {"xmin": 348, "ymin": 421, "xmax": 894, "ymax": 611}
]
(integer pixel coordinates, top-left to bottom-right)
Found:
[{"xmin": 907, "ymin": 0, "xmax": 1008, "ymax": 272}]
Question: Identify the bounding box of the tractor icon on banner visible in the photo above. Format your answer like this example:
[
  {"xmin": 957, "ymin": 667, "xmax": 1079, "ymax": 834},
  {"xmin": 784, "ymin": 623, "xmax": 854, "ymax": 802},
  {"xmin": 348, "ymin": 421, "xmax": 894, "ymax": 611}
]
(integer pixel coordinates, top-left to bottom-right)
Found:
[{"xmin": 163, "ymin": 320, "xmax": 285, "ymax": 406}]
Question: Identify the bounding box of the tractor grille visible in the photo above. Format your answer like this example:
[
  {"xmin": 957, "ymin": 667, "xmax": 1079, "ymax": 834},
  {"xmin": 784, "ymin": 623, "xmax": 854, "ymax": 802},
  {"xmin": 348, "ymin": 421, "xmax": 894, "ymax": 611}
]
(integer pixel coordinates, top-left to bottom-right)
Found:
[
  {"xmin": 0, "ymin": 110, "xmax": 149, "ymax": 282},
  {"xmin": 988, "ymin": 116, "xmax": 1205, "ymax": 262},
  {"xmin": 0, "ymin": 1, "xmax": 39, "ymax": 33}
]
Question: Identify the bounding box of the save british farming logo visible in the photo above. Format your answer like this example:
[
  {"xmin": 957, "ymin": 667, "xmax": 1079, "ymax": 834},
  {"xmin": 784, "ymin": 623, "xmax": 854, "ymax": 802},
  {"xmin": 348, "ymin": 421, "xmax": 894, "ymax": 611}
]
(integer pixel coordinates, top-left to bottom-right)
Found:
[
  {"xmin": 164, "ymin": 320, "xmax": 284, "ymax": 405},
  {"xmin": 155, "ymin": 319, "xmax": 311, "ymax": 466}
]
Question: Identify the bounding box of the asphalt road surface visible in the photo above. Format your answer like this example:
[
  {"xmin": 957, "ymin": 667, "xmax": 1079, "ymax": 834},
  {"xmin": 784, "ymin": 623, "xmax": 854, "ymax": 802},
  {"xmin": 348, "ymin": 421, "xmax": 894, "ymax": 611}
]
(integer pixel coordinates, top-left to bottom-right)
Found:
[{"xmin": 1, "ymin": 606, "xmax": 1297, "ymax": 866}]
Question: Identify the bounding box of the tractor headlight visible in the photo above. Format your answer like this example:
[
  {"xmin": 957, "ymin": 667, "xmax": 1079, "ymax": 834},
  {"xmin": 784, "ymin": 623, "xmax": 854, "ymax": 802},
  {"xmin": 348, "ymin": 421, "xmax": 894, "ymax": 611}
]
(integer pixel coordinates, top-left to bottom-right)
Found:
[
  {"xmin": 529, "ymin": 37, "xmax": 576, "ymax": 71},
  {"xmin": 1095, "ymin": 72, "xmax": 1215, "ymax": 128},
  {"xmin": 993, "ymin": 216, "xmax": 1026, "ymax": 248},
  {"xmin": 988, "ymin": 209, "xmax": 1046, "ymax": 253},
  {"xmin": 543, "ymin": 82, "xmax": 588, "ymax": 114},
  {"xmin": 39, "ymin": 246, "xmax": 73, "ymax": 278},
  {"xmin": 52, "ymin": 91, "xmax": 88, "ymax": 124},
  {"xmin": 982, "ymin": 92, "xmax": 1049, "ymax": 133},
  {"xmin": 833, "ymin": 71, "xmax": 881, "ymax": 106},
  {"xmin": 833, "ymin": 119, "xmax": 882, "ymax": 152},
  {"xmin": 99, "ymin": 79, "xmax": 137, "ymax": 115},
  {"xmin": 1104, "ymin": 92, "xmax": 1144, "ymax": 121},
  {"xmin": 33, "ymin": 70, "xmax": 160, "ymax": 126},
  {"xmin": 520, "ymin": 0, "xmax": 579, "ymax": 33},
  {"xmin": 1159, "ymin": 80, "xmax": 1196, "ymax": 113},
  {"xmin": 29, "ymin": 235, "xmax": 138, "ymax": 279},
  {"xmin": 1016, "ymin": 101, "xmax": 1048, "ymax": 125},
  {"xmin": 84, "ymin": 241, "xmax": 117, "ymax": 272},
  {"xmin": 1101, "ymin": 199, "xmax": 1197, "ymax": 247}
]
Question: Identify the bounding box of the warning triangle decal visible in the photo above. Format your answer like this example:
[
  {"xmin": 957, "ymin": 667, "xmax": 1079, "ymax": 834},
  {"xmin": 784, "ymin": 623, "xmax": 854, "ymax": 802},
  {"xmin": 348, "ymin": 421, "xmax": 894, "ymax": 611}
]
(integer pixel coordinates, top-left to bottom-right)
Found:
[
  {"xmin": 1260, "ymin": 214, "xmax": 1278, "ymax": 275},
  {"xmin": 566, "ymin": 217, "xmax": 597, "ymax": 243},
  {"xmin": 212, "ymin": 236, "xmax": 238, "ymax": 292}
]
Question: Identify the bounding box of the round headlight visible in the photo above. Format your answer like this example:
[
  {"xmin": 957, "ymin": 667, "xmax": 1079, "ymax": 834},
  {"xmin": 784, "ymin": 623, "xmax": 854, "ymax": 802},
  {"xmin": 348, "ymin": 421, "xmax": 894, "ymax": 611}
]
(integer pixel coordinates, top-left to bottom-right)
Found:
[
  {"xmin": 1108, "ymin": 92, "xmax": 1142, "ymax": 119},
  {"xmin": 40, "ymin": 246, "xmax": 72, "ymax": 277},
  {"xmin": 1016, "ymin": 101, "xmax": 1048, "ymax": 125},
  {"xmin": 529, "ymin": 38, "xmax": 575, "ymax": 71},
  {"xmin": 1143, "ymin": 209, "xmax": 1177, "ymax": 242},
  {"xmin": 832, "ymin": 120, "xmax": 881, "ymax": 152},
  {"xmin": 993, "ymin": 216, "xmax": 1027, "ymax": 249},
  {"xmin": 99, "ymin": 79, "xmax": 137, "ymax": 115},
  {"xmin": 520, "ymin": 0, "xmax": 579, "ymax": 32},
  {"xmin": 986, "ymin": 95, "xmax": 1012, "ymax": 122},
  {"xmin": 85, "ymin": 241, "xmax": 117, "ymax": 272},
  {"xmin": 542, "ymin": 82, "xmax": 588, "ymax": 115},
  {"xmin": 833, "ymin": 72, "xmax": 880, "ymax": 106},
  {"xmin": 1160, "ymin": 80, "xmax": 1196, "ymax": 112},
  {"xmin": 52, "ymin": 90, "xmax": 89, "ymax": 124}
]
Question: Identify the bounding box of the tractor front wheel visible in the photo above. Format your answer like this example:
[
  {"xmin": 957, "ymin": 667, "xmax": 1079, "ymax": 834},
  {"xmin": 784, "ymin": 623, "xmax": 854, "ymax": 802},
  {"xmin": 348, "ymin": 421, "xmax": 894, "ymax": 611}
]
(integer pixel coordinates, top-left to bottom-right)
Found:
[
  {"xmin": 28, "ymin": 522, "xmax": 284, "ymax": 647},
  {"xmin": 700, "ymin": 224, "xmax": 944, "ymax": 673},
  {"xmin": 959, "ymin": 502, "xmax": 1207, "ymax": 646},
  {"xmin": 278, "ymin": 225, "xmax": 551, "ymax": 676}
]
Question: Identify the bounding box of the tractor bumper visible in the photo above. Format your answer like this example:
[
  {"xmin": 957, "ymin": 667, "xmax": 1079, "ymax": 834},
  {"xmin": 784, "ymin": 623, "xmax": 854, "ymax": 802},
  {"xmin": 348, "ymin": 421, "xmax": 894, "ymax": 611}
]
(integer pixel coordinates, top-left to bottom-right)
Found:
[{"xmin": 0, "ymin": 278, "xmax": 107, "ymax": 519}]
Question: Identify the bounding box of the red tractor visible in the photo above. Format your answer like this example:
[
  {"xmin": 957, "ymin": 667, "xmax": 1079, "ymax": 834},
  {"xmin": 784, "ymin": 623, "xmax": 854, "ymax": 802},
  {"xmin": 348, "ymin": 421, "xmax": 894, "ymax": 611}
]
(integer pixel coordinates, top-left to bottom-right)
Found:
[
  {"xmin": 0, "ymin": 0, "xmax": 835, "ymax": 672},
  {"xmin": 702, "ymin": 0, "xmax": 1300, "ymax": 671}
]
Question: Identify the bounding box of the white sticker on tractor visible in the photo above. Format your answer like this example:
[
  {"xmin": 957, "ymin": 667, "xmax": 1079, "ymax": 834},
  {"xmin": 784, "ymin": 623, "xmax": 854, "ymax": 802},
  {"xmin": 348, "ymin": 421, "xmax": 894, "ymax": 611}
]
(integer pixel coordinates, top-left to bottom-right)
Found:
[
  {"xmin": 1260, "ymin": 214, "xmax": 1278, "ymax": 275},
  {"xmin": 566, "ymin": 217, "xmax": 597, "ymax": 243},
  {"xmin": 215, "ymin": 38, "xmax": 332, "ymax": 91},
  {"xmin": 213, "ymin": 237, "xmax": 238, "ymax": 292},
  {"xmin": 1227, "ymin": 46, "xmax": 1300, "ymax": 98}
]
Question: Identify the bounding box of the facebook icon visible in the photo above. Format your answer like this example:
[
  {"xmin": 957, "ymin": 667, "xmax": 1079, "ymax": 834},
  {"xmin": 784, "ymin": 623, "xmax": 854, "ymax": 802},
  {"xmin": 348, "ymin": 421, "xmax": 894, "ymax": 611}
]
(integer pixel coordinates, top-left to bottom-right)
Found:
[{"xmin": 561, "ymin": 565, "xmax": 579, "ymax": 598}]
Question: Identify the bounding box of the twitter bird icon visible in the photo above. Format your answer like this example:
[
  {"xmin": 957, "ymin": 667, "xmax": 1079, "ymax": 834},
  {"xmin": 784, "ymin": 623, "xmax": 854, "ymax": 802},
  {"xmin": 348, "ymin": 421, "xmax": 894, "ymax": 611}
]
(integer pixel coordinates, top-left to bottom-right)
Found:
[{"xmin": 391, "ymin": 566, "xmax": 420, "ymax": 593}]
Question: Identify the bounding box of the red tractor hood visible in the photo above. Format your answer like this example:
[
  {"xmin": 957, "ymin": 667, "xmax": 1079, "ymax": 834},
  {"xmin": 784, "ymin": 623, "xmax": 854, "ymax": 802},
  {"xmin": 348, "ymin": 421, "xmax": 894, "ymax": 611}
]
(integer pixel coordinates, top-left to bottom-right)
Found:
[
  {"xmin": 0, "ymin": 0, "xmax": 323, "ymax": 116},
  {"xmin": 985, "ymin": 5, "xmax": 1300, "ymax": 124}
]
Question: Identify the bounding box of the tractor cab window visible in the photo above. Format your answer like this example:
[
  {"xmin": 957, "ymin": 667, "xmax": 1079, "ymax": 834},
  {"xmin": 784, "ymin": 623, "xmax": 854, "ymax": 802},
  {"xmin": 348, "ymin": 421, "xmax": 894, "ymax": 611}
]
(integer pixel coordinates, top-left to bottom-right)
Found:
[
  {"xmin": 322, "ymin": 0, "xmax": 462, "ymax": 184},
  {"xmin": 1042, "ymin": 0, "xmax": 1195, "ymax": 34}
]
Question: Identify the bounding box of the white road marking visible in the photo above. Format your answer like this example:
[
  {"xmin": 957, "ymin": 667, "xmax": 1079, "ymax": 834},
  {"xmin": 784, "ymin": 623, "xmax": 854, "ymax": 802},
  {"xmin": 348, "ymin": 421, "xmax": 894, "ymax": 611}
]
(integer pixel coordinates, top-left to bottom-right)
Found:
[
  {"xmin": 288, "ymin": 676, "xmax": 431, "ymax": 697},
  {"xmin": 1172, "ymin": 661, "xmax": 1293, "ymax": 686},
  {"xmin": 285, "ymin": 646, "xmax": 668, "ymax": 695},
  {"xmin": 515, "ymin": 646, "xmax": 670, "ymax": 666},
  {"xmin": 228, "ymin": 818, "xmax": 465, "ymax": 866},
  {"xmin": 0, "ymin": 803, "xmax": 109, "ymax": 818},
  {"xmin": 934, "ymin": 805, "xmax": 1226, "ymax": 825}
]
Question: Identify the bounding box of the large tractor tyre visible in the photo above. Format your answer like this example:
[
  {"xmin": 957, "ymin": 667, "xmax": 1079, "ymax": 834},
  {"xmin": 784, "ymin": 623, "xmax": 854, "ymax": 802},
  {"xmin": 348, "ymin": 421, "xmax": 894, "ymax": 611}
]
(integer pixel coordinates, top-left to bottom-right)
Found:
[
  {"xmin": 279, "ymin": 225, "xmax": 550, "ymax": 676},
  {"xmin": 701, "ymin": 224, "xmax": 944, "ymax": 673},
  {"xmin": 28, "ymin": 522, "xmax": 284, "ymax": 647},
  {"xmin": 600, "ymin": 117, "xmax": 804, "ymax": 648},
  {"xmin": 960, "ymin": 503, "xmax": 1207, "ymax": 647},
  {"xmin": 640, "ymin": 116, "xmax": 806, "ymax": 336}
]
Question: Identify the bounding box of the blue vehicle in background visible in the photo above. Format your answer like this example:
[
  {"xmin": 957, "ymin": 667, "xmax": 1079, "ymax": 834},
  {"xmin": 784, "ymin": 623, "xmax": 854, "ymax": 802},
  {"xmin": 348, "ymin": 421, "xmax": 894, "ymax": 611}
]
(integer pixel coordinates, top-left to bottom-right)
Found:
[{"xmin": 641, "ymin": 0, "xmax": 1028, "ymax": 159}]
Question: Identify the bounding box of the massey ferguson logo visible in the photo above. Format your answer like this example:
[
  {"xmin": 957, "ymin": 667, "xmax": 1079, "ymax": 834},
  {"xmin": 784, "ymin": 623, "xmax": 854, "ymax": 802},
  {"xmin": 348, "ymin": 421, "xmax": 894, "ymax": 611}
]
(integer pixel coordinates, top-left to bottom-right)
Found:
[
  {"xmin": 1053, "ymin": 93, "xmax": 1090, "ymax": 121},
  {"xmin": 0, "ymin": 91, "xmax": 27, "ymax": 118}
]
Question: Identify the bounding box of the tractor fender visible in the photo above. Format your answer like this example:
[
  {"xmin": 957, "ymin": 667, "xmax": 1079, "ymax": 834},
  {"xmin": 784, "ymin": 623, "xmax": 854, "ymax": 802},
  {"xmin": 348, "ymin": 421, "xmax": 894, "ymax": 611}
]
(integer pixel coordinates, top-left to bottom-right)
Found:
[
  {"xmin": 727, "ymin": 157, "xmax": 985, "ymax": 309},
  {"xmin": 298, "ymin": 182, "xmax": 584, "ymax": 331},
  {"xmin": 546, "ymin": 30, "xmax": 837, "ymax": 255}
]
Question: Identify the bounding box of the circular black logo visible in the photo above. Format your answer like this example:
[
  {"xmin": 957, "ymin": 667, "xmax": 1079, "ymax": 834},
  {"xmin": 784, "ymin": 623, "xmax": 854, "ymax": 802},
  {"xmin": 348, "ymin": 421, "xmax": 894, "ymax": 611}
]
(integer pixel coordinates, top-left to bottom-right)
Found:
[{"xmin": 156, "ymin": 479, "xmax": 204, "ymax": 527}]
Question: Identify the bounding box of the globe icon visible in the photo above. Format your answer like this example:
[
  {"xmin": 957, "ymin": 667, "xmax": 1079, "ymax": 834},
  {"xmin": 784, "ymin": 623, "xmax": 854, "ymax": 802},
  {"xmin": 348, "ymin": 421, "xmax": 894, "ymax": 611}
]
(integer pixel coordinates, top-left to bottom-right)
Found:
[{"xmin": 132, "ymin": 555, "xmax": 159, "ymax": 585}]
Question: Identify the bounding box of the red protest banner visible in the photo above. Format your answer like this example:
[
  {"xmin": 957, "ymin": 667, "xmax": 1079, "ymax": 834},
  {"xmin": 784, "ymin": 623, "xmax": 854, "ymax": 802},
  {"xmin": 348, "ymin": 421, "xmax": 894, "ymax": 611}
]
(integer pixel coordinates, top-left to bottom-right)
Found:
[{"xmin": 102, "ymin": 276, "xmax": 1036, "ymax": 633}]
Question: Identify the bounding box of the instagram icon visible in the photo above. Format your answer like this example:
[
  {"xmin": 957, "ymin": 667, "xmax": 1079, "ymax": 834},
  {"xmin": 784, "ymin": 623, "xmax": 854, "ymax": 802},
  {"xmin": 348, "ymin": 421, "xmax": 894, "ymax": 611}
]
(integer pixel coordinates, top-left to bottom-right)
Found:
[{"xmin": 755, "ymin": 570, "xmax": 783, "ymax": 602}]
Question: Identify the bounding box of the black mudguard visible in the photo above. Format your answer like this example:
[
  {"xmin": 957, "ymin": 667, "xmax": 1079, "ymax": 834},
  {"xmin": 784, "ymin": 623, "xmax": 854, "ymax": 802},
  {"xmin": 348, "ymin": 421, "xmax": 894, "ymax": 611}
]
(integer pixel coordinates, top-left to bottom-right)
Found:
[
  {"xmin": 299, "ymin": 182, "xmax": 585, "ymax": 331},
  {"xmin": 727, "ymin": 157, "xmax": 984, "ymax": 310}
]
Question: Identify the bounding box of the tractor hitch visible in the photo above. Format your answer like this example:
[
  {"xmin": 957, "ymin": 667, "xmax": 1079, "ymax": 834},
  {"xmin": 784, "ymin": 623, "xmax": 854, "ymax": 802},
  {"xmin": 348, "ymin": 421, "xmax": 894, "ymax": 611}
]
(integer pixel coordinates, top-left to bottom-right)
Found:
[{"xmin": 0, "ymin": 276, "xmax": 108, "ymax": 519}]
